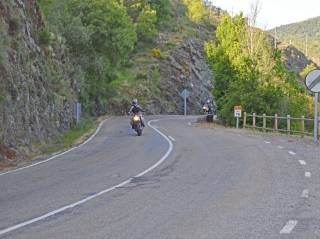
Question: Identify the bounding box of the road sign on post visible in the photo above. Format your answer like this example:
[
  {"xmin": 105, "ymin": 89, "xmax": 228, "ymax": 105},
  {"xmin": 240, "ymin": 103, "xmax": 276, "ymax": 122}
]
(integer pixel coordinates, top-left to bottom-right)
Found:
[
  {"xmin": 180, "ymin": 89, "xmax": 189, "ymax": 116},
  {"xmin": 305, "ymin": 69, "xmax": 320, "ymax": 144},
  {"xmin": 234, "ymin": 106, "xmax": 242, "ymax": 129}
]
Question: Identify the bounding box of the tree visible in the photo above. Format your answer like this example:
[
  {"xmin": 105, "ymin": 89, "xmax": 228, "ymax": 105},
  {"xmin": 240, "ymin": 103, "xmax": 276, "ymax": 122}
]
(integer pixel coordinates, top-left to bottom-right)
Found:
[
  {"xmin": 136, "ymin": 5, "xmax": 158, "ymax": 42},
  {"xmin": 205, "ymin": 13, "xmax": 309, "ymax": 125}
]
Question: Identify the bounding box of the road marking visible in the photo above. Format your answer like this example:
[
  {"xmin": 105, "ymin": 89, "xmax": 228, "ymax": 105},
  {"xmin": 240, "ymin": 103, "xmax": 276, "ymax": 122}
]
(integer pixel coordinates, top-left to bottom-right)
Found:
[
  {"xmin": 264, "ymin": 141, "xmax": 271, "ymax": 144},
  {"xmin": 0, "ymin": 118, "xmax": 108, "ymax": 177},
  {"xmin": 301, "ymin": 189, "xmax": 309, "ymax": 198},
  {"xmin": 305, "ymin": 172, "xmax": 311, "ymax": 178},
  {"xmin": 0, "ymin": 119, "xmax": 173, "ymax": 236},
  {"xmin": 280, "ymin": 220, "xmax": 298, "ymax": 234},
  {"xmin": 277, "ymin": 146, "xmax": 284, "ymax": 149},
  {"xmin": 299, "ymin": 160, "xmax": 306, "ymax": 165},
  {"xmin": 168, "ymin": 136, "xmax": 176, "ymax": 142},
  {"xmin": 288, "ymin": 151, "xmax": 296, "ymax": 155}
]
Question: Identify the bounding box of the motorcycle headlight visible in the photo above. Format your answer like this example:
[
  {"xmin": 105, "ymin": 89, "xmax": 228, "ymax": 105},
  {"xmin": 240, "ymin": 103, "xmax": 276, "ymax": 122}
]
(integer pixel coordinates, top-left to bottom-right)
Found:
[{"xmin": 133, "ymin": 116, "xmax": 140, "ymax": 121}]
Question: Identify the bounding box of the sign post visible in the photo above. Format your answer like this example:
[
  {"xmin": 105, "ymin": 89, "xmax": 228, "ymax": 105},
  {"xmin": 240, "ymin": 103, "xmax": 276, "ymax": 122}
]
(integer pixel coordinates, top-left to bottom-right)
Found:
[
  {"xmin": 234, "ymin": 106, "xmax": 242, "ymax": 129},
  {"xmin": 180, "ymin": 89, "xmax": 189, "ymax": 116},
  {"xmin": 305, "ymin": 69, "xmax": 320, "ymax": 144}
]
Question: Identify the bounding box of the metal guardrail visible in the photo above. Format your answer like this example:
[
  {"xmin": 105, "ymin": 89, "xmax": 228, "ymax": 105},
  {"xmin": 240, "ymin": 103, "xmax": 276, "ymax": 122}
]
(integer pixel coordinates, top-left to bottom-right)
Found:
[{"xmin": 243, "ymin": 112, "xmax": 320, "ymax": 138}]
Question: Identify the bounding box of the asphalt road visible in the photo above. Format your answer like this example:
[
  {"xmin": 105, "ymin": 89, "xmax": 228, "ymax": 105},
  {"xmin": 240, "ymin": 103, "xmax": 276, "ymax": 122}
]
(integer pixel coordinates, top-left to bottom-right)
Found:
[{"xmin": 0, "ymin": 116, "xmax": 320, "ymax": 238}]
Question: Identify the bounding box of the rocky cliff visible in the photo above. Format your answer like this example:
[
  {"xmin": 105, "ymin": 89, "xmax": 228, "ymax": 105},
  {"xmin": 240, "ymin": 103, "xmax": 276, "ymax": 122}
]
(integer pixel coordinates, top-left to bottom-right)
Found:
[
  {"xmin": 0, "ymin": 0, "xmax": 77, "ymax": 165},
  {"xmin": 280, "ymin": 44, "xmax": 315, "ymax": 76}
]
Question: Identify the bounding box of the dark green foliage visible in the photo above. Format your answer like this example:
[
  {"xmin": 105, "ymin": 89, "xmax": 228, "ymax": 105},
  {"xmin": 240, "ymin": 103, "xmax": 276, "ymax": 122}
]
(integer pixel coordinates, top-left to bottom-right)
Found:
[
  {"xmin": 39, "ymin": 0, "xmax": 172, "ymax": 114},
  {"xmin": 148, "ymin": 0, "xmax": 172, "ymax": 27},
  {"xmin": 39, "ymin": 27, "xmax": 51, "ymax": 45}
]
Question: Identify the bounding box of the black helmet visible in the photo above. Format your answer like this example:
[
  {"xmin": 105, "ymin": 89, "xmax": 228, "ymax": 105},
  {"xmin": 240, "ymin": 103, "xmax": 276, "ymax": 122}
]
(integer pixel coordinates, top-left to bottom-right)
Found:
[{"xmin": 132, "ymin": 98, "xmax": 138, "ymax": 105}]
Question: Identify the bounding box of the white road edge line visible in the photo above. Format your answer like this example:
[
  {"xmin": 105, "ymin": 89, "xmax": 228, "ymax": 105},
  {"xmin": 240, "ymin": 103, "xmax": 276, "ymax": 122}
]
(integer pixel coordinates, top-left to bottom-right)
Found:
[
  {"xmin": 305, "ymin": 172, "xmax": 311, "ymax": 178},
  {"xmin": 299, "ymin": 160, "xmax": 306, "ymax": 165},
  {"xmin": 277, "ymin": 146, "xmax": 284, "ymax": 149},
  {"xmin": 0, "ymin": 119, "xmax": 108, "ymax": 177},
  {"xmin": 0, "ymin": 119, "xmax": 173, "ymax": 236},
  {"xmin": 301, "ymin": 189, "xmax": 309, "ymax": 198},
  {"xmin": 168, "ymin": 136, "xmax": 176, "ymax": 142},
  {"xmin": 280, "ymin": 220, "xmax": 298, "ymax": 234},
  {"xmin": 264, "ymin": 141, "xmax": 271, "ymax": 144},
  {"xmin": 288, "ymin": 151, "xmax": 296, "ymax": 155}
]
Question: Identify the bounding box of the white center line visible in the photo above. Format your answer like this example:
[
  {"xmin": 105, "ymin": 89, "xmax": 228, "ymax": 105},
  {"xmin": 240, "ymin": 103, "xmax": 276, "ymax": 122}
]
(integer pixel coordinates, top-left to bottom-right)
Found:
[
  {"xmin": 0, "ymin": 119, "xmax": 174, "ymax": 236},
  {"xmin": 168, "ymin": 136, "xmax": 176, "ymax": 142},
  {"xmin": 280, "ymin": 220, "xmax": 298, "ymax": 234},
  {"xmin": 264, "ymin": 141, "xmax": 271, "ymax": 144},
  {"xmin": 301, "ymin": 189, "xmax": 309, "ymax": 198},
  {"xmin": 305, "ymin": 172, "xmax": 311, "ymax": 178},
  {"xmin": 288, "ymin": 151, "xmax": 296, "ymax": 155},
  {"xmin": 277, "ymin": 146, "xmax": 284, "ymax": 149},
  {"xmin": 299, "ymin": 160, "xmax": 306, "ymax": 165}
]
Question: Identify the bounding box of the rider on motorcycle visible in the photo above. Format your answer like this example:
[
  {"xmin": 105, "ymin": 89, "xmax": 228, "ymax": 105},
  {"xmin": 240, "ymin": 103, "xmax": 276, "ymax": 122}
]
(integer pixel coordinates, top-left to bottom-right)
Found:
[{"xmin": 128, "ymin": 99, "xmax": 145, "ymax": 128}]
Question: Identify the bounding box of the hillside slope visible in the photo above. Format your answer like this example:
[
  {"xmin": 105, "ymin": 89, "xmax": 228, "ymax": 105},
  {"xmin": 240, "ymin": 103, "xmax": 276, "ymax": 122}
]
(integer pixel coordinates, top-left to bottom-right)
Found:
[
  {"xmin": 270, "ymin": 16, "xmax": 320, "ymax": 64},
  {"xmin": 0, "ymin": 0, "xmax": 77, "ymax": 164},
  {"xmin": 105, "ymin": 0, "xmax": 218, "ymax": 115}
]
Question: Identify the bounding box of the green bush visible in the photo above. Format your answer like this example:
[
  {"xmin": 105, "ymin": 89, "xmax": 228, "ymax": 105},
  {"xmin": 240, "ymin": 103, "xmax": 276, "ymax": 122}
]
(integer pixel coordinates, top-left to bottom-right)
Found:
[{"xmin": 39, "ymin": 28, "xmax": 51, "ymax": 46}]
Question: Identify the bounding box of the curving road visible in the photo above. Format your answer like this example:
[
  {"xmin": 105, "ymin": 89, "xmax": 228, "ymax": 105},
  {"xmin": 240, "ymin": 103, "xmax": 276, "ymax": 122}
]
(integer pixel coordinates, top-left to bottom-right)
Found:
[{"xmin": 0, "ymin": 116, "xmax": 320, "ymax": 238}]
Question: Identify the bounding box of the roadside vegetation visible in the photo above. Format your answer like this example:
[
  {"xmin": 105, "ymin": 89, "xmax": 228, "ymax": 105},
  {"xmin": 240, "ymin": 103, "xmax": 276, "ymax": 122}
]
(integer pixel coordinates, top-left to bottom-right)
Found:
[
  {"xmin": 205, "ymin": 13, "xmax": 313, "ymax": 126},
  {"xmin": 36, "ymin": 118, "xmax": 96, "ymax": 156},
  {"xmin": 38, "ymin": 0, "xmax": 171, "ymax": 114}
]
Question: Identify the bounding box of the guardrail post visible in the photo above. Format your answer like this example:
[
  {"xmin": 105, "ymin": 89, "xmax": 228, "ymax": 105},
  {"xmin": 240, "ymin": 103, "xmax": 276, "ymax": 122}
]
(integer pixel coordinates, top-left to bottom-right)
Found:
[
  {"xmin": 263, "ymin": 113, "xmax": 266, "ymax": 132},
  {"xmin": 253, "ymin": 113, "xmax": 256, "ymax": 129},
  {"xmin": 287, "ymin": 115, "xmax": 291, "ymax": 135},
  {"xmin": 301, "ymin": 115, "xmax": 305, "ymax": 138},
  {"xmin": 274, "ymin": 114, "xmax": 278, "ymax": 132},
  {"xmin": 243, "ymin": 112, "xmax": 247, "ymax": 128}
]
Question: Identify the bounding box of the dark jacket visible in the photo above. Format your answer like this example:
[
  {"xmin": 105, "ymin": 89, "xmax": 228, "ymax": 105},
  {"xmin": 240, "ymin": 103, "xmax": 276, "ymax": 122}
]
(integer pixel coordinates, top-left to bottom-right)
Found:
[{"xmin": 129, "ymin": 104, "xmax": 145, "ymax": 114}]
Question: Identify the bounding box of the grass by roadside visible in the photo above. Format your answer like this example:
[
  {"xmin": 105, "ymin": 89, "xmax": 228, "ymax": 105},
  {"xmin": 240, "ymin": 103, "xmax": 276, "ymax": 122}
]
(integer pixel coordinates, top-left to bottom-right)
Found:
[
  {"xmin": 0, "ymin": 117, "xmax": 103, "ymax": 172},
  {"xmin": 37, "ymin": 118, "xmax": 97, "ymax": 156}
]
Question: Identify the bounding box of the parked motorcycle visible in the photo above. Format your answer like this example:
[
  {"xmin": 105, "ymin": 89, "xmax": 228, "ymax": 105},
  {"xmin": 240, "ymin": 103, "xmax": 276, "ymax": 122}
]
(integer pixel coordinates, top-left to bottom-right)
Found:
[{"xmin": 131, "ymin": 113, "xmax": 143, "ymax": 136}]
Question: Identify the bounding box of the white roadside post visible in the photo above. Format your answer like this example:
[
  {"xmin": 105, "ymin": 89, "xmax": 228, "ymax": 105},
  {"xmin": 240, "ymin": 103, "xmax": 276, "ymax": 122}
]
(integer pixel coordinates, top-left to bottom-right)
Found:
[
  {"xmin": 234, "ymin": 106, "xmax": 242, "ymax": 129},
  {"xmin": 305, "ymin": 69, "xmax": 320, "ymax": 144}
]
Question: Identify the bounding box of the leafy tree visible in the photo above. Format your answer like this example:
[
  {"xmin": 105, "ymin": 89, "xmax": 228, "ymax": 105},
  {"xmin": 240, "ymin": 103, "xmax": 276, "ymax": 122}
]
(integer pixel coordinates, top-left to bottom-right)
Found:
[
  {"xmin": 183, "ymin": 0, "xmax": 207, "ymax": 23},
  {"xmin": 148, "ymin": 0, "xmax": 171, "ymax": 27},
  {"xmin": 205, "ymin": 13, "xmax": 310, "ymax": 125},
  {"xmin": 136, "ymin": 5, "xmax": 158, "ymax": 42}
]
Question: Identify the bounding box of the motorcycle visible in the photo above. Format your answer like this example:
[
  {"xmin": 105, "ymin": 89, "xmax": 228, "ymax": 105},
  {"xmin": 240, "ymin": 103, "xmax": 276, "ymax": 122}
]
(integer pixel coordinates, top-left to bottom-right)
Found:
[
  {"xmin": 202, "ymin": 100, "xmax": 215, "ymax": 122},
  {"xmin": 131, "ymin": 113, "xmax": 143, "ymax": 136}
]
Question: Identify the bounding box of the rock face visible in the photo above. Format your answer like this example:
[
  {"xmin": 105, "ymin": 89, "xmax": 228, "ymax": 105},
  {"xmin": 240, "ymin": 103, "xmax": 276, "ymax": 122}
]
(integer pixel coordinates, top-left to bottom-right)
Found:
[
  {"xmin": 143, "ymin": 38, "xmax": 214, "ymax": 115},
  {"xmin": 0, "ymin": 0, "xmax": 77, "ymax": 162},
  {"xmin": 281, "ymin": 45, "xmax": 315, "ymax": 75},
  {"xmin": 158, "ymin": 38, "xmax": 213, "ymax": 114}
]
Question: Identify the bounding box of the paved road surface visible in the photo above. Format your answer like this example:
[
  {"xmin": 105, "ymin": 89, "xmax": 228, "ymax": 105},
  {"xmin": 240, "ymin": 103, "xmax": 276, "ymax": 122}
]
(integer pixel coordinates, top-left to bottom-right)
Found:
[{"xmin": 1, "ymin": 116, "xmax": 320, "ymax": 238}]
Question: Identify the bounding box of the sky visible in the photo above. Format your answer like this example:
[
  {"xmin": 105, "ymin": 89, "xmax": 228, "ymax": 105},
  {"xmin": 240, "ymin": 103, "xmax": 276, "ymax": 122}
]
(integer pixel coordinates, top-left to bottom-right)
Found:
[{"xmin": 209, "ymin": 0, "xmax": 320, "ymax": 29}]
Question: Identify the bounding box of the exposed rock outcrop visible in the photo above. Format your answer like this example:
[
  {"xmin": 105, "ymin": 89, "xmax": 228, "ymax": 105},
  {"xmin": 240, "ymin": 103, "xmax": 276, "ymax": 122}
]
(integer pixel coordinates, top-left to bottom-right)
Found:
[
  {"xmin": 0, "ymin": 0, "xmax": 77, "ymax": 164},
  {"xmin": 281, "ymin": 45, "xmax": 315, "ymax": 75},
  {"xmin": 156, "ymin": 38, "xmax": 213, "ymax": 114}
]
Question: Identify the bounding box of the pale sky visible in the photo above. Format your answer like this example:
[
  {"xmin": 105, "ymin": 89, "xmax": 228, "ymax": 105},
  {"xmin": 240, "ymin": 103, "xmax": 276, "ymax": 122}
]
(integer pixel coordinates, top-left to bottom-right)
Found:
[{"xmin": 210, "ymin": 0, "xmax": 320, "ymax": 29}]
